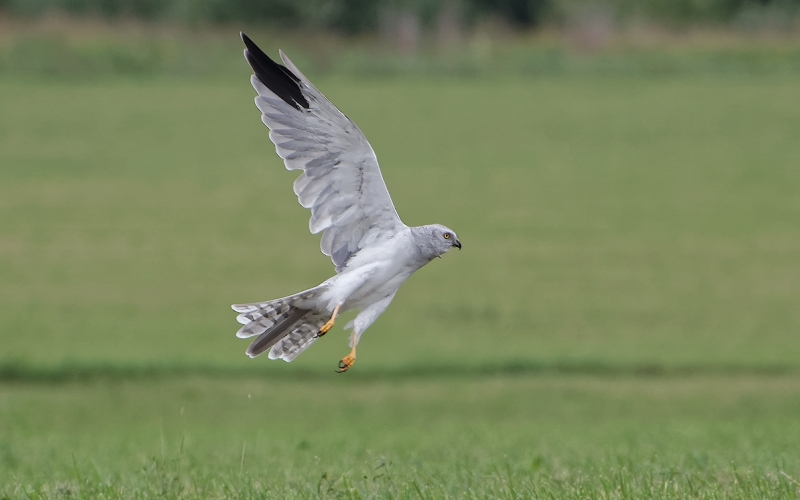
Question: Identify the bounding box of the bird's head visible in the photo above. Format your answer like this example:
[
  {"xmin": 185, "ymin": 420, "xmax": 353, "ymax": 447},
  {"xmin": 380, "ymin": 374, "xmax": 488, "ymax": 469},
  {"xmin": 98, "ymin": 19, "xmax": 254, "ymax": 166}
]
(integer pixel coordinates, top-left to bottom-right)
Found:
[{"xmin": 422, "ymin": 224, "xmax": 462, "ymax": 258}]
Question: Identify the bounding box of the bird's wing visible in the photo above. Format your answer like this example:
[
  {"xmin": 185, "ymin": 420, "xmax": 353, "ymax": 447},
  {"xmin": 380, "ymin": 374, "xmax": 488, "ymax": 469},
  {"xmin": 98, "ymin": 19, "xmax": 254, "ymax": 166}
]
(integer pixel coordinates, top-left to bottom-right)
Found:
[{"xmin": 242, "ymin": 33, "xmax": 406, "ymax": 273}]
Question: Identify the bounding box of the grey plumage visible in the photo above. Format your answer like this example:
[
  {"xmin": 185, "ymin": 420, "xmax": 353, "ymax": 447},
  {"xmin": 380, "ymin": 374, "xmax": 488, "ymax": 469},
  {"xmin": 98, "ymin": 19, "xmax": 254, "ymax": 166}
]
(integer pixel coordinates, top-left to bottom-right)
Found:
[
  {"xmin": 233, "ymin": 285, "xmax": 328, "ymax": 361},
  {"xmin": 244, "ymin": 308, "xmax": 310, "ymax": 357},
  {"xmin": 233, "ymin": 34, "xmax": 461, "ymax": 368}
]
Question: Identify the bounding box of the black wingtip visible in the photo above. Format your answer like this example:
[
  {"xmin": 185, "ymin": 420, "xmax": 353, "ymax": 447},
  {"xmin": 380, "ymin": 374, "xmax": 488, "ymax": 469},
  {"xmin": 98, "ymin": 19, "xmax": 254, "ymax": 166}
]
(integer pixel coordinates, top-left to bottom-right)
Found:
[{"xmin": 241, "ymin": 32, "xmax": 309, "ymax": 111}]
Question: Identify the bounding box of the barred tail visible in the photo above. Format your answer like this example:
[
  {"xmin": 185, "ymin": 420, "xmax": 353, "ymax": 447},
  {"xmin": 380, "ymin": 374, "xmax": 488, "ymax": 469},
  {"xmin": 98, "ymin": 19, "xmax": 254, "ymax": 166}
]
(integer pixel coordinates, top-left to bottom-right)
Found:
[{"xmin": 232, "ymin": 285, "xmax": 327, "ymax": 361}]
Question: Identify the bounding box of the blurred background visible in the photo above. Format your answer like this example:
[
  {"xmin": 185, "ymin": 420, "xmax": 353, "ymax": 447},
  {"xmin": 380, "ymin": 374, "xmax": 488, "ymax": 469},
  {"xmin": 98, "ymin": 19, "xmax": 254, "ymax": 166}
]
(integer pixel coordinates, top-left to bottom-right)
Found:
[
  {"xmin": 1, "ymin": 0, "xmax": 800, "ymax": 497},
  {"xmin": 2, "ymin": 0, "xmax": 800, "ymax": 78},
  {"xmin": 2, "ymin": 0, "xmax": 799, "ymax": 373}
]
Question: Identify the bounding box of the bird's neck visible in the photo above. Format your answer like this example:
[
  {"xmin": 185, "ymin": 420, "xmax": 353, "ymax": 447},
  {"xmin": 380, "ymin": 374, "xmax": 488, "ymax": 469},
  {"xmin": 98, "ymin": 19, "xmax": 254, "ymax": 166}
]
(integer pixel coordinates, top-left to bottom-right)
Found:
[{"xmin": 409, "ymin": 225, "xmax": 441, "ymax": 266}]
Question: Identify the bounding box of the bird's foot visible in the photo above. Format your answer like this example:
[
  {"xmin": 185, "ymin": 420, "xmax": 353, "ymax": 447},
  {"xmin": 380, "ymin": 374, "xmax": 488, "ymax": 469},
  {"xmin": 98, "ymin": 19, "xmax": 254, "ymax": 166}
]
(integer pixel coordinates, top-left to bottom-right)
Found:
[
  {"xmin": 317, "ymin": 318, "xmax": 335, "ymax": 337},
  {"xmin": 317, "ymin": 304, "xmax": 341, "ymax": 338},
  {"xmin": 336, "ymin": 349, "xmax": 356, "ymax": 373}
]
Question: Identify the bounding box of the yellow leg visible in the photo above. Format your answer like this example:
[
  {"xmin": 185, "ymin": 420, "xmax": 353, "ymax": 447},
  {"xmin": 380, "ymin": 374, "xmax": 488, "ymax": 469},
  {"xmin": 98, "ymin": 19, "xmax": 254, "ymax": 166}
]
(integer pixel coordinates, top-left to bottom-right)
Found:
[
  {"xmin": 317, "ymin": 303, "xmax": 341, "ymax": 337},
  {"xmin": 336, "ymin": 331, "xmax": 358, "ymax": 373}
]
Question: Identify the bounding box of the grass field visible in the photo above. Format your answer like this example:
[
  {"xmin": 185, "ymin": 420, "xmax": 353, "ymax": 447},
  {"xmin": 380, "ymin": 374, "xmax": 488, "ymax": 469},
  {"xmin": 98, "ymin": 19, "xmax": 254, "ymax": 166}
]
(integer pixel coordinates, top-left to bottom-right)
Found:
[
  {"xmin": 3, "ymin": 374, "xmax": 800, "ymax": 498},
  {"xmin": 1, "ymin": 66, "xmax": 800, "ymax": 497}
]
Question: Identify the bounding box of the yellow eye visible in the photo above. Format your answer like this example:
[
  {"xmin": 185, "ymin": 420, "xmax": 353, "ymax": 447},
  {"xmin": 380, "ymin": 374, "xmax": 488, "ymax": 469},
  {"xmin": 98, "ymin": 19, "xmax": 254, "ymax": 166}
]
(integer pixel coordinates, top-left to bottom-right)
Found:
[{"xmin": 443, "ymin": 233, "xmax": 451, "ymax": 239}]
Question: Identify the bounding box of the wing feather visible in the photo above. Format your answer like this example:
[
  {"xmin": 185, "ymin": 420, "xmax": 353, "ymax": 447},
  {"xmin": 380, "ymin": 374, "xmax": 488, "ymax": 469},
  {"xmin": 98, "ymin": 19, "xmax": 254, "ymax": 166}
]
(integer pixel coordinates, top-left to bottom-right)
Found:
[{"xmin": 242, "ymin": 33, "xmax": 405, "ymax": 272}]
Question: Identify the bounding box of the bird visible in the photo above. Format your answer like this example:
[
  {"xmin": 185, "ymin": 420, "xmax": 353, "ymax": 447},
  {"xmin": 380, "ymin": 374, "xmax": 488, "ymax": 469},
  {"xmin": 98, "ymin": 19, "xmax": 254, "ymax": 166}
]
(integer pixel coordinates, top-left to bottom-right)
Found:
[{"xmin": 232, "ymin": 33, "xmax": 461, "ymax": 373}]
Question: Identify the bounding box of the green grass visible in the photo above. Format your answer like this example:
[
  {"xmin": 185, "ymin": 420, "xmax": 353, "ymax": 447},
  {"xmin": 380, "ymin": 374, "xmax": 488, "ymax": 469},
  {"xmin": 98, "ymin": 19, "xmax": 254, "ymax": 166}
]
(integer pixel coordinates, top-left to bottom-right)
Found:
[
  {"xmin": 1, "ymin": 71, "xmax": 800, "ymax": 497},
  {"xmin": 1, "ymin": 75, "xmax": 799, "ymax": 371},
  {"xmin": 3, "ymin": 375, "xmax": 800, "ymax": 498}
]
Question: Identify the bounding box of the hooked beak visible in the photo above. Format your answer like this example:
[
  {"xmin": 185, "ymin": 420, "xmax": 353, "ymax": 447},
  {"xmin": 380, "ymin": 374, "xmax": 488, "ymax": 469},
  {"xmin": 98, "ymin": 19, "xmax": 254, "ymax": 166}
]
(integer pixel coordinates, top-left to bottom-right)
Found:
[{"xmin": 453, "ymin": 239, "xmax": 462, "ymax": 250}]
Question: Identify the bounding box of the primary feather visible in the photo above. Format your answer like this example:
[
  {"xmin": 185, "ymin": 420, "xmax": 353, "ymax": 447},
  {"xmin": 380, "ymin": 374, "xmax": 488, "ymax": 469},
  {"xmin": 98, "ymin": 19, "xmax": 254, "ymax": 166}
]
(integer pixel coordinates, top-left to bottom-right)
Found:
[{"xmin": 242, "ymin": 33, "xmax": 405, "ymax": 273}]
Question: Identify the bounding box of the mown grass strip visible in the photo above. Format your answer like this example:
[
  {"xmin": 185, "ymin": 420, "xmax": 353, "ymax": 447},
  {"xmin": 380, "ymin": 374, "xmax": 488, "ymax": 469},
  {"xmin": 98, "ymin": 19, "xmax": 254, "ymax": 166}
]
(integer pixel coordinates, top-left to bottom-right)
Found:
[{"xmin": 1, "ymin": 359, "xmax": 797, "ymax": 384}]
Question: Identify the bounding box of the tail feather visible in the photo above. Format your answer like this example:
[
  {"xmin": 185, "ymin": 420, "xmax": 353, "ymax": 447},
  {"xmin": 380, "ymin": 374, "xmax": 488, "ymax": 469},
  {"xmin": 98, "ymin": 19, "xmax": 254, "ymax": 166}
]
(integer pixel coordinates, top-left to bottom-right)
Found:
[
  {"xmin": 232, "ymin": 284, "xmax": 328, "ymax": 361},
  {"xmin": 246, "ymin": 307, "xmax": 309, "ymax": 358},
  {"xmin": 268, "ymin": 312, "xmax": 328, "ymax": 362},
  {"xmin": 235, "ymin": 300, "xmax": 294, "ymax": 338}
]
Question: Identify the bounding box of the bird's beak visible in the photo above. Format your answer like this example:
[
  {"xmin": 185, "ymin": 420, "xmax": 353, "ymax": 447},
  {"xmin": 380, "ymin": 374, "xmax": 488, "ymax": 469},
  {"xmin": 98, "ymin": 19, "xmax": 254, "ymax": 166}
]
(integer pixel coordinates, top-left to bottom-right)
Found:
[{"xmin": 453, "ymin": 239, "xmax": 462, "ymax": 250}]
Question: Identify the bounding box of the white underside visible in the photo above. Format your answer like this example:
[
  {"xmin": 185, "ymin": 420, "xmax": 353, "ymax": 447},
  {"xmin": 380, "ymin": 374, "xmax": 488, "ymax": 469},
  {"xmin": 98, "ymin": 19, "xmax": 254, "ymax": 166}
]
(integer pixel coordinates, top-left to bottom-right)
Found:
[{"xmin": 294, "ymin": 227, "xmax": 421, "ymax": 337}]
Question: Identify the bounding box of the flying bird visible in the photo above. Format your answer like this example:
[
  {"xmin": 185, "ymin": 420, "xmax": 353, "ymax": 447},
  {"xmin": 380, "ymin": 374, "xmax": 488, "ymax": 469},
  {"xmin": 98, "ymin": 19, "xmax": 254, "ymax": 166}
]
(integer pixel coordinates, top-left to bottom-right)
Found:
[{"xmin": 232, "ymin": 33, "xmax": 461, "ymax": 373}]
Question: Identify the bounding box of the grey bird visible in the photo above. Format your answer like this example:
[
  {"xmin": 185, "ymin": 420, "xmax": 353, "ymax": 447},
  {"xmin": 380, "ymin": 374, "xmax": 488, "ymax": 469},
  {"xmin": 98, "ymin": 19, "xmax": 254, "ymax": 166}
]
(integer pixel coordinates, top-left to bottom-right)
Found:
[{"xmin": 232, "ymin": 33, "xmax": 461, "ymax": 373}]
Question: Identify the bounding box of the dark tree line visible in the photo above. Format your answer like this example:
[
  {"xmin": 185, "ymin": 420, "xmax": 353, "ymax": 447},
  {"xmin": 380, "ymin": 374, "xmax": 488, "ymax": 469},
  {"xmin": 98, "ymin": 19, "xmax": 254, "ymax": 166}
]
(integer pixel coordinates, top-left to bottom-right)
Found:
[{"xmin": 0, "ymin": 0, "xmax": 796, "ymax": 32}]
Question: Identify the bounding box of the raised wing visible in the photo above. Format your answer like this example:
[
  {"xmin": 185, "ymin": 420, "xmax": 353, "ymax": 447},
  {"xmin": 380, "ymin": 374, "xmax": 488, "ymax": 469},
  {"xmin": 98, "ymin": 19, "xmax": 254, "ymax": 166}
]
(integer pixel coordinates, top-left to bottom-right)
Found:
[{"xmin": 242, "ymin": 33, "xmax": 405, "ymax": 273}]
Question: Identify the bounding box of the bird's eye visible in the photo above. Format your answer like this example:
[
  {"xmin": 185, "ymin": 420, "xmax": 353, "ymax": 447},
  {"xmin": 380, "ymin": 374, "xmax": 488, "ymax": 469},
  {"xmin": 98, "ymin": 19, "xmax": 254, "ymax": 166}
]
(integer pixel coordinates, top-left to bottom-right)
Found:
[{"xmin": 443, "ymin": 233, "xmax": 451, "ymax": 239}]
